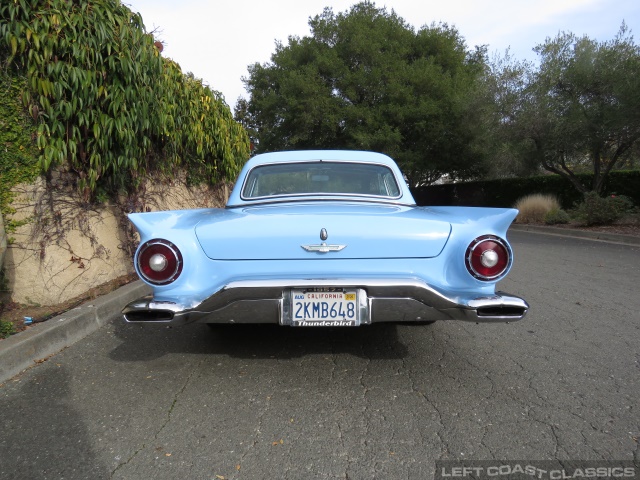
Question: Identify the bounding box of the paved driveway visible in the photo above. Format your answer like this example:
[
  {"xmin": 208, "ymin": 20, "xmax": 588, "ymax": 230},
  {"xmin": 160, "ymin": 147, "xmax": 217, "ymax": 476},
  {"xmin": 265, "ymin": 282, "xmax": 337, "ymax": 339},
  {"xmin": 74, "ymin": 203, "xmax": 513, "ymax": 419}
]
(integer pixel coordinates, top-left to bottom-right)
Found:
[{"xmin": 1, "ymin": 231, "xmax": 639, "ymax": 479}]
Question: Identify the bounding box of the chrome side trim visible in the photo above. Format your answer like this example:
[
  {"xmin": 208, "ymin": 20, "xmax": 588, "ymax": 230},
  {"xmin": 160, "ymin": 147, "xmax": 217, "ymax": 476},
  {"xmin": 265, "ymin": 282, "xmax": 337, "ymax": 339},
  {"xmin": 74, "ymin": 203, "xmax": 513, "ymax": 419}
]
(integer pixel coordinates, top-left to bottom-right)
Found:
[{"xmin": 122, "ymin": 278, "xmax": 528, "ymax": 325}]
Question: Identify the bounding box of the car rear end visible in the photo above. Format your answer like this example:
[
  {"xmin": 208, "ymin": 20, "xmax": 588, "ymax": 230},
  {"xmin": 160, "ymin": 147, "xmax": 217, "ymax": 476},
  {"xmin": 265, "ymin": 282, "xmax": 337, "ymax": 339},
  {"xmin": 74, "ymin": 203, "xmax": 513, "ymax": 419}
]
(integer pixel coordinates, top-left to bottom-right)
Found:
[{"xmin": 123, "ymin": 204, "xmax": 527, "ymax": 326}]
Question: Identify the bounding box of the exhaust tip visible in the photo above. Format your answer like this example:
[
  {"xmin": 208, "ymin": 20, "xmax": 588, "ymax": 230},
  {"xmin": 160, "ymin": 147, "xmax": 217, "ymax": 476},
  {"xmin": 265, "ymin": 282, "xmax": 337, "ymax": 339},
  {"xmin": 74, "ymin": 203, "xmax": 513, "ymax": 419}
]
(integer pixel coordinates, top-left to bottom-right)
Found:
[
  {"xmin": 124, "ymin": 310, "xmax": 175, "ymax": 322},
  {"xmin": 476, "ymin": 306, "xmax": 527, "ymax": 318}
]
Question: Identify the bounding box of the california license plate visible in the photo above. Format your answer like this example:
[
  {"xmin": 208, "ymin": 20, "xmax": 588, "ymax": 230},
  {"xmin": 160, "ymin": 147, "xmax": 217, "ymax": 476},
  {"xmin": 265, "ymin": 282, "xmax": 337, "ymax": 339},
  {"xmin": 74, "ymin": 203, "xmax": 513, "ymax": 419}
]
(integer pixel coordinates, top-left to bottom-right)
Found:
[{"xmin": 291, "ymin": 289, "xmax": 359, "ymax": 326}]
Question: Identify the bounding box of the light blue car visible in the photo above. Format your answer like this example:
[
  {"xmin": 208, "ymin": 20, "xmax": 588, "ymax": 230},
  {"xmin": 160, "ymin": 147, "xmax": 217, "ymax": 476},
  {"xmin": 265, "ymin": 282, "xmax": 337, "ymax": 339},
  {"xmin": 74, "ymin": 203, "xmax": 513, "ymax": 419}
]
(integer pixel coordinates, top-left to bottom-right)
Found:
[{"xmin": 122, "ymin": 150, "xmax": 528, "ymax": 327}]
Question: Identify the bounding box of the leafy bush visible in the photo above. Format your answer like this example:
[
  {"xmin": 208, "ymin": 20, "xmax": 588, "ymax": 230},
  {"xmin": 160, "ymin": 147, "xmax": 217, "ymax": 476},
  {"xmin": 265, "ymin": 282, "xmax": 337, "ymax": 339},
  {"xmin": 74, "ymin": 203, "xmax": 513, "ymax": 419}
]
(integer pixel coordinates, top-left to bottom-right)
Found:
[
  {"xmin": 514, "ymin": 194, "xmax": 561, "ymax": 224},
  {"xmin": 0, "ymin": 319, "xmax": 15, "ymax": 339},
  {"xmin": 573, "ymin": 192, "xmax": 635, "ymax": 226},
  {"xmin": 544, "ymin": 208, "xmax": 570, "ymax": 225},
  {"xmin": 0, "ymin": 71, "xmax": 40, "ymax": 216},
  {"xmin": 1, "ymin": 0, "xmax": 249, "ymax": 198}
]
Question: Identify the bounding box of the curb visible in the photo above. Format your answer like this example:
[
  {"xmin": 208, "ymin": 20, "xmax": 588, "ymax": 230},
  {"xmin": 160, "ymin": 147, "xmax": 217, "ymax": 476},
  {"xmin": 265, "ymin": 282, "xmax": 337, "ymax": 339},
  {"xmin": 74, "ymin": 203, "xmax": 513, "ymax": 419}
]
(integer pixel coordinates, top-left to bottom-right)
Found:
[
  {"xmin": 510, "ymin": 224, "xmax": 640, "ymax": 246},
  {"xmin": 0, "ymin": 280, "xmax": 150, "ymax": 384}
]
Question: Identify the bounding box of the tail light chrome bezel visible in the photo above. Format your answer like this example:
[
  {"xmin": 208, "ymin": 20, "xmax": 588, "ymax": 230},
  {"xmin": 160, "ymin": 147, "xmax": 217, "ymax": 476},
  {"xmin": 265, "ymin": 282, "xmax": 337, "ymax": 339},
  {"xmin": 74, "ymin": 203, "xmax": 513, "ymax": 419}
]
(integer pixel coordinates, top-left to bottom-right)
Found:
[
  {"xmin": 137, "ymin": 239, "xmax": 183, "ymax": 285},
  {"xmin": 465, "ymin": 235, "xmax": 512, "ymax": 281}
]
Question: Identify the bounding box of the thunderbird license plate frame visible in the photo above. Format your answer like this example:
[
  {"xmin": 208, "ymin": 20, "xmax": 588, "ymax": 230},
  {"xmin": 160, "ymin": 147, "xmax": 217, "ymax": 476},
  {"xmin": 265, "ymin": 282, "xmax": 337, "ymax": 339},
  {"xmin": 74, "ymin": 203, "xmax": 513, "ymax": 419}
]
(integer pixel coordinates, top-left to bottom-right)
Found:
[{"xmin": 287, "ymin": 288, "xmax": 361, "ymax": 326}]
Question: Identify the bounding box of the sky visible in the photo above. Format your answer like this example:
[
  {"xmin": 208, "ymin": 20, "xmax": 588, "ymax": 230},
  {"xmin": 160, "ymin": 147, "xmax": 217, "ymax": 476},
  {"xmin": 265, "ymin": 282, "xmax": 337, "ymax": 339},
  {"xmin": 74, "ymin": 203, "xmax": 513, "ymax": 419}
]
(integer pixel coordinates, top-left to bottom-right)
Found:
[{"xmin": 124, "ymin": 0, "xmax": 640, "ymax": 109}]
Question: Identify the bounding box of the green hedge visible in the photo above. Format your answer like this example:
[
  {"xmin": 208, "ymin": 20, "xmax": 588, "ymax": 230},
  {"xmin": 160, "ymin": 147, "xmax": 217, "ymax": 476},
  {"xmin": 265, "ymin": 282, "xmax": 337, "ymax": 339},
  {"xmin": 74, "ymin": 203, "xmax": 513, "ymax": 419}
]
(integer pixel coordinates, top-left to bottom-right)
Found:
[{"xmin": 412, "ymin": 171, "xmax": 640, "ymax": 208}]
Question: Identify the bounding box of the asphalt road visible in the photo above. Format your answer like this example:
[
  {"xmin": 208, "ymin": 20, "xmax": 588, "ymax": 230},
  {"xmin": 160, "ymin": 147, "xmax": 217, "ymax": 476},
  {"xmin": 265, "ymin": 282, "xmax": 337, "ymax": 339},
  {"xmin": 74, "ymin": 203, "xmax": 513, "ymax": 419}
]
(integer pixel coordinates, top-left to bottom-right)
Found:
[{"xmin": 1, "ymin": 231, "xmax": 639, "ymax": 480}]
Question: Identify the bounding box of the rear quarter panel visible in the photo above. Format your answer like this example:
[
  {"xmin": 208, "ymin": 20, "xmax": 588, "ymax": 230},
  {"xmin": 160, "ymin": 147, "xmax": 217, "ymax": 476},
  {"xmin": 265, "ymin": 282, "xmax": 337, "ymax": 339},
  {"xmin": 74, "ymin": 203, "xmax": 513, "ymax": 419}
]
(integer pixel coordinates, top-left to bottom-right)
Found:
[{"xmin": 128, "ymin": 205, "xmax": 518, "ymax": 307}]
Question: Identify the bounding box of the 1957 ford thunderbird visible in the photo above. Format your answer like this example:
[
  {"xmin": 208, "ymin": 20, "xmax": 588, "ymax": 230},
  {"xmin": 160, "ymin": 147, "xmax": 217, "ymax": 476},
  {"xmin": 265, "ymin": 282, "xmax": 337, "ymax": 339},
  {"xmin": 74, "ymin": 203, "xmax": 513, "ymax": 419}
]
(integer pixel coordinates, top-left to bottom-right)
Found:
[{"xmin": 122, "ymin": 150, "xmax": 528, "ymax": 327}]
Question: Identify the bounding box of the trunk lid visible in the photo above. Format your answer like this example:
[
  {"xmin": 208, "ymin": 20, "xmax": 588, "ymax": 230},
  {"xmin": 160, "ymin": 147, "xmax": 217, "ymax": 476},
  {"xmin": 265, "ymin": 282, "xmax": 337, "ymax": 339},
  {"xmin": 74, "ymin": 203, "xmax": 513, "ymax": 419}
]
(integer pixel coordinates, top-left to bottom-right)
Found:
[{"xmin": 195, "ymin": 203, "xmax": 451, "ymax": 260}]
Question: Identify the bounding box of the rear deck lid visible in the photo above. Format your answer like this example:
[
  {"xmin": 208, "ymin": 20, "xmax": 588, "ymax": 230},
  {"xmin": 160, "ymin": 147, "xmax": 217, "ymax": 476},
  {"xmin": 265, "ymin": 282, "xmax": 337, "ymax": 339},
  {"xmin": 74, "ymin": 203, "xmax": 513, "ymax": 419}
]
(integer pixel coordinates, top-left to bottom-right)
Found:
[{"xmin": 195, "ymin": 203, "xmax": 451, "ymax": 260}]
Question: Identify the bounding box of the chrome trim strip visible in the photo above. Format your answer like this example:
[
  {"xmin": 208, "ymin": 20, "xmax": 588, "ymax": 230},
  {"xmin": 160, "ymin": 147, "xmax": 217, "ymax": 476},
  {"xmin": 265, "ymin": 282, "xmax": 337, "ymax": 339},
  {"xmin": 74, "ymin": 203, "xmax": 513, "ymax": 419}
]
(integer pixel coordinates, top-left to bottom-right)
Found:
[
  {"xmin": 122, "ymin": 278, "xmax": 528, "ymax": 325},
  {"xmin": 226, "ymin": 197, "xmax": 417, "ymax": 208}
]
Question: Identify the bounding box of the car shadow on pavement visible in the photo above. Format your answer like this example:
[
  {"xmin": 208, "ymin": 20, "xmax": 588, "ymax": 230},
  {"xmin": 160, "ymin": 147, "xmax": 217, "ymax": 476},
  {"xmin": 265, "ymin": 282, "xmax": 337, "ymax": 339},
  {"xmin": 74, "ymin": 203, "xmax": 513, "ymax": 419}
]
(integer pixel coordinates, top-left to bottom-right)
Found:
[
  {"xmin": 108, "ymin": 321, "xmax": 410, "ymax": 362},
  {"xmin": 0, "ymin": 366, "xmax": 110, "ymax": 479}
]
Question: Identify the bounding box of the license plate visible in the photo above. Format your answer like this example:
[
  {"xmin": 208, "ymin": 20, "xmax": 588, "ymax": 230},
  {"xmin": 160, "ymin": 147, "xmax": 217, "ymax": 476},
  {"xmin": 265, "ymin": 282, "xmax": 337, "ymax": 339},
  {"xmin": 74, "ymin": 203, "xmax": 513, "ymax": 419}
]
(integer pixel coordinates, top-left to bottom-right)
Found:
[{"xmin": 291, "ymin": 289, "xmax": 359, "ymax": 326}]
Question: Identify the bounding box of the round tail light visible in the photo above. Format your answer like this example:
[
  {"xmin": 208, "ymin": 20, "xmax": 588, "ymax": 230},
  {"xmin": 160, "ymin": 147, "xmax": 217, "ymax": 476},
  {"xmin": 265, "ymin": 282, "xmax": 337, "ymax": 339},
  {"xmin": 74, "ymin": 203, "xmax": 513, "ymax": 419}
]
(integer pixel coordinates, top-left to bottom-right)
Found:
[
  {"xmin": 465, "ymin": 235, "xmax": 512, "ymax": 281},
  {"xmin": 137, "ymin": 239, "xmax": 183, "ymax": 285}
]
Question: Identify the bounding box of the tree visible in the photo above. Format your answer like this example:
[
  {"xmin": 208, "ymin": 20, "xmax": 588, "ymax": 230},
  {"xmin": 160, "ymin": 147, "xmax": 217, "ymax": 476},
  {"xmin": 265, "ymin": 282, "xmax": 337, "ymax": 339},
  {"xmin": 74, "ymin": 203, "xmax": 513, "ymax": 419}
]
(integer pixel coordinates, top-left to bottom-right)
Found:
[
  {"xmin": 476, "ymin": 51, "xmax": 542, "ymax": 179},
  {"xmin": 508, "ymin": 25, "xmax": 640, "ymax": 194},
  {"xmin": 238, "ymin": 2, "xmax": 488, "ymax": 185},
  {"xmin": 233, "ymin": 96, "xmax": 259, "ymax": 153}
]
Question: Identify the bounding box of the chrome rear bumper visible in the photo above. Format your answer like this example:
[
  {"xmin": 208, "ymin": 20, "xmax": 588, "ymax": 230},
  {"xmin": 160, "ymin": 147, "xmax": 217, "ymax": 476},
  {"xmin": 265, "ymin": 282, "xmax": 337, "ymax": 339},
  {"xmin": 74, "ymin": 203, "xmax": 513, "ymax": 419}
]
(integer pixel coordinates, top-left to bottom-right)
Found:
[{"xmin": 122, "ymin": 278, "xmax": 528, "ymax": 326}]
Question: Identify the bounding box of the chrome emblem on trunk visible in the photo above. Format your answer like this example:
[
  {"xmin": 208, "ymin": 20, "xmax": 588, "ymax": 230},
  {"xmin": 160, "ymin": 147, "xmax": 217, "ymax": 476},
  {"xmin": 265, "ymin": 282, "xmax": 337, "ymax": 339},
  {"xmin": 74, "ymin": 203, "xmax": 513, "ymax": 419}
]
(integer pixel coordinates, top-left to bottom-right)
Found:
[
  {"xmin": 302, "ymin": 228, "xmax": 346, "ymax": 252},
  {"xmin": 301, "ymin": 243, "xmax": 346, "ymax": 253}
]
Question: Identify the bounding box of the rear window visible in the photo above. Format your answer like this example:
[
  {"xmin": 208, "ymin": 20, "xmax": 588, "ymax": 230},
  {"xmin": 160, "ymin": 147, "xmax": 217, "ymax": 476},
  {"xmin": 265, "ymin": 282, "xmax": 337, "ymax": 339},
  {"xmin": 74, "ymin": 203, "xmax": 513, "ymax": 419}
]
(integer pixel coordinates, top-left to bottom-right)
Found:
[{"xmin": 241, "ymin": 162, "xmax": 401, "ymax": 199}]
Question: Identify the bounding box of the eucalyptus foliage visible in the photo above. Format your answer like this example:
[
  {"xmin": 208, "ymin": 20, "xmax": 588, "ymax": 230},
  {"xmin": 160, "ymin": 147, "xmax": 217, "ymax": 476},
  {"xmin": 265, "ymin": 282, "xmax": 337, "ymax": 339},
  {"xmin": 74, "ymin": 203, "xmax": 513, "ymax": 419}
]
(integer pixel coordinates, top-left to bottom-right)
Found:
[{"xmin": 1, "ymin": 0, "xmax": 249, "ymax": 198}]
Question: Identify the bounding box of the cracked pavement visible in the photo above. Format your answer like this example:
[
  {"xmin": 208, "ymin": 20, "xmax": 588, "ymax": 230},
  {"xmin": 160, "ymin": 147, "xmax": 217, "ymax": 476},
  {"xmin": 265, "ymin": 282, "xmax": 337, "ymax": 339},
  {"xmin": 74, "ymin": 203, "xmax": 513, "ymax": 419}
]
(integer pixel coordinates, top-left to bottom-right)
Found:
[{"xmin": 0, "ymin": 231, "xmax": 638, "ymax": 479}]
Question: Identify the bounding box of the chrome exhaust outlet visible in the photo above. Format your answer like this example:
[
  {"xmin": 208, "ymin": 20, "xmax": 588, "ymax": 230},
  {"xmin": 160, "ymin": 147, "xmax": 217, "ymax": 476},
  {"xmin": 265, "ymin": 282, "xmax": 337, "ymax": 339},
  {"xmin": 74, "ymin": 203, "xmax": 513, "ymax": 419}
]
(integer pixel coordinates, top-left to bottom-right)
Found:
[
  {"xmin": 123, "ymin": 310, "xmax": 175, "ymax": 322},
  {"xmin": 476, "ymin": 305, "xmax": 527, "ymax": 318}
]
